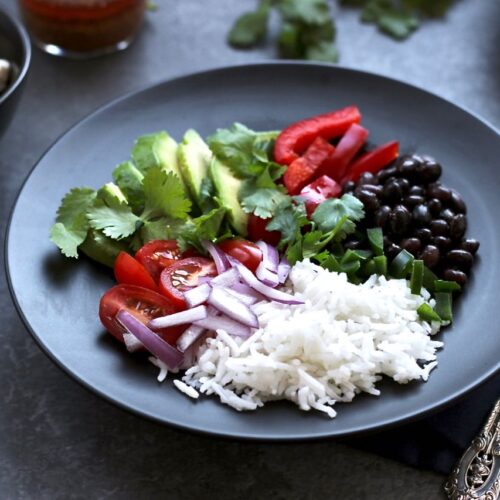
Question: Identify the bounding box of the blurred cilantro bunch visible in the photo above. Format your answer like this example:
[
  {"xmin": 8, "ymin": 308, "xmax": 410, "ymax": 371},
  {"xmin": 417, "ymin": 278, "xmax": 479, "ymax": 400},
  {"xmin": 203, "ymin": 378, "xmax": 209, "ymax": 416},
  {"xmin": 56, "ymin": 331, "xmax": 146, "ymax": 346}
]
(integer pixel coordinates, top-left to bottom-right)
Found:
[{"xmin": 228, "ymin": 0, "xmax": 456, "ymax": 62}]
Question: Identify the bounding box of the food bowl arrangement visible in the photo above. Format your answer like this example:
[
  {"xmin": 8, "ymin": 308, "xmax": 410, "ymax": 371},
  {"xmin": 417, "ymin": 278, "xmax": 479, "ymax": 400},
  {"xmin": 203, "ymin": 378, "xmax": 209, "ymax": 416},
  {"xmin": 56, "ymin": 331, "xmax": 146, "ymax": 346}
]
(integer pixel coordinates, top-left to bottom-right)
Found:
[{"xmin": 0, "ymin": 7, "xmax": 31, "ymax": 139}]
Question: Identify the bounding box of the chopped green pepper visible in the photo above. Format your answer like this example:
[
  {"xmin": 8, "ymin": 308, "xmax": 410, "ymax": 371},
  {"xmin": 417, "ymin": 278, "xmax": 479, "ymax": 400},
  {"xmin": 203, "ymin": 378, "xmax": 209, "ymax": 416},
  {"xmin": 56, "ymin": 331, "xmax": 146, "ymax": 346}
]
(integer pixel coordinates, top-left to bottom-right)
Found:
[
  {"xmin": 367, "ymin": 227, "xmax": 384, "ymax": 256},
  {"xmin": 389, "ymin": 249, "xmax": 414, "ymax": 278},
  {"xmin": 417, "ymin": 303, "xmax": 441, "ymax": 322},
  {"xmin": 373, "ymin": 255, "xmax": 387, "ymax": 276},
  {"xmin": 410, "ymin": 259, "xmax": 424, "ymax": 295},
  {"xmin": 434, "ymin": 292, "xmax": 453, "ymax": 322},
  {"xmin": 434, "ymin": 279, "xmax": 461, "ymax": 293},
  {"xmin": 422, "ymin": 265, "xmax": 437, "ymax": 292}
]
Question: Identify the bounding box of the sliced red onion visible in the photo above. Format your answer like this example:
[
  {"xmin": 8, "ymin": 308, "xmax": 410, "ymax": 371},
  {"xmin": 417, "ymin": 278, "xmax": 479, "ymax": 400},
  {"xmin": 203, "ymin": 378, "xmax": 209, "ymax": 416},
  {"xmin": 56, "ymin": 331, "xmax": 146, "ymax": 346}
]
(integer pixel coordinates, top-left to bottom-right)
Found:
[
  {"xmin": 123, "ymin": 332, "xmax": 144, "ymax": 353},
  {"xmin": 117, "ymin": 310, "xmax": 184, "ymax": 369},
  {"xmin": 194, "ymin": 314, "xmax": 251, "ymax": 338},
  {"xmin": 203, "ymin": 240, "xmax": 229, "ymax": 274},
  {"xmin": 224, "ymin": 287, "xmax": 259, "ymax": 306},
  {"xmin": 231, "ymin": 260, "xmax": 304, "ymax": 305},
  {"xmin": 211, "ymin": 267, "xmax": 239, "ymax": 287},
  {"xmin": 197, "ymin": 275, "xmax": 213, "ymax": 285},
  {"xmin": 256, "ymin": 240, "xmax": 279, "ymax": 273},
  {"xmin": 256, "ymin": 261, "xmax": 280, "ymax": 287},
  {"xmin": 277, "ymin": 256, "xmax": 291, "ymax": 283},
  {"xmin": 148, "ymin": 305, "xmax": 207, "ymax": 330},
  {"xmin": 176, "ymin": 324, "xmax": 206, "ymax": 353},
  {"xmin": 232, "ymin": 282, "xmax": 266, "ymax": 302},
  {"xmin": 208, "ymin": 286, "xmax": 259, "ymax": 328},
  {"xmin": 184, "ymin": 283, "xmax": 211, "ymax": 308}
]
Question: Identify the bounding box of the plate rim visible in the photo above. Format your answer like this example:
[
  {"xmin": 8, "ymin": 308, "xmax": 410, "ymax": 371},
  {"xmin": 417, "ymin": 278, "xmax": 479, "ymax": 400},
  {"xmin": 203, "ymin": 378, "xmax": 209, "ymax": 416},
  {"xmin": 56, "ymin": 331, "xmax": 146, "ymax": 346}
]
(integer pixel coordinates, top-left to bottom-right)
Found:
[{"xmin": 5, "ymin": 61, "xmax": 500, "ymax": 440}]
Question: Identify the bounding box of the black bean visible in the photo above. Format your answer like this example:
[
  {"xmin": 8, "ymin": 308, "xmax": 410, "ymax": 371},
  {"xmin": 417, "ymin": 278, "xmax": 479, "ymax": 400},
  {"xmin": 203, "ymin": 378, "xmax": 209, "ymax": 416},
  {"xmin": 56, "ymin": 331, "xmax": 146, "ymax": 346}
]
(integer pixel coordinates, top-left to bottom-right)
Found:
[
  {"xmin": 427, "ymin": 183, "xmax": 451, "ymax": 202},
  {"xmin": 418, "ymin": 159, "xmax": 442, "ymax": 184},
  {"xmin": 447, "ymin": 249, "xmax": 473, "ymax": 270},
  {"xmin": 397, "ymin": 156, "xmax": 421, "ymax": 178},
  {"xmin": 427, "ymin": 198, "xmax": 442, "ymax": 216},
  {"xmin": 377, "ymin": 166, "xmax": 398, "ymax": 183},
  {"xmin": 409, "ymin": 185, "xmax": 425, "ymax": 197},
  {"xmin": 443, "ymin": 269, "xmax": 468, "ymax": 287},
  {"xmin": 343, "ymin": 181, "xmax": 356, "ymax": 192},
  {"xmin": 415, "ymin": 227, "xmax": 432, "ymax": 243},
  {"xmin": 450, "ymin": 189, "xmax": 467, "ymax": 214},
  {"xmin": 433, "ymin": 236, "xmax": 452, "ymax": 252},
  {"xmin": 390, "ymin": 205, "xmax": 411, "ymax": 235},
  {"xmin": 459, "ymin": 238, "xmax": 480, "ymax": 255},
  {"xmin": 358, "ymin": 172, "xmax": 376, "ymax": 185},
  {"xmin": 420, "ymin": 245, "xmax": 440, "ymax": 269},
  {"xmin": 430, "ymin": 219, "xmax": 449, "ymax": 236},
  {"xmin": 449, "ymin": 214, "xmax": 467, "ymax": 240},
  {"xmin": 362, "ymin": 184, "xmax": 383, "ymax": 196},
  {"xmin": 382, "ymin": 180, "xmax": 403, "ymax": 204},
  {"xmin": 400, "ymin": 237, "xmax": 422, "ymax": 256},
  {"xmin": 404, "ymin": 195, "xmax": 425, "ymax": 208},
  {"xmin": 440, "ymin": 208, "xmax": 455, "ymax": 222},
  {"xmin": 386, "ymin": 243, "xmax": 402, "ymax": 261},
  {"xmin": 357, "ymin": 189, "xmax": 380, "ymax": 212},
  {"xmin": 375, "ymin": 205, "xmax": 391, "ymax": 228},
  {"xmin": 397, "ymin": 178, "xmax": 410, "ymax": 193},
  {"xmin": 412, "ymin": 204, "xmax": 431, "ymax": 226}
]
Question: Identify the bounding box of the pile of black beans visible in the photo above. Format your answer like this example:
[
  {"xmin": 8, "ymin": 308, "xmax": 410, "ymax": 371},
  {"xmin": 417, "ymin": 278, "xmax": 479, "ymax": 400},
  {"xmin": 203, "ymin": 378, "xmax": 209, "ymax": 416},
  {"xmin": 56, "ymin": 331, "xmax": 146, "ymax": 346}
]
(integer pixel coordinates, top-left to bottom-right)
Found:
[{"xmin": 344, "ymin": 154, "xmax": 479, "ymax": 287}]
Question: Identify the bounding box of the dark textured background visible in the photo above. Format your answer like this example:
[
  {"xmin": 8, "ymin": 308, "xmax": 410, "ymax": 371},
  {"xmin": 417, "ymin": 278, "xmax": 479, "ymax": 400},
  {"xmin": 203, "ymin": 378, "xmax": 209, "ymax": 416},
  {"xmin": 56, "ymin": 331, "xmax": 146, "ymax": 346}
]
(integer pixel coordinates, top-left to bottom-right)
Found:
[{"xmin": 1, "ymin": 1, "xmax": 499, "ymax": 498}]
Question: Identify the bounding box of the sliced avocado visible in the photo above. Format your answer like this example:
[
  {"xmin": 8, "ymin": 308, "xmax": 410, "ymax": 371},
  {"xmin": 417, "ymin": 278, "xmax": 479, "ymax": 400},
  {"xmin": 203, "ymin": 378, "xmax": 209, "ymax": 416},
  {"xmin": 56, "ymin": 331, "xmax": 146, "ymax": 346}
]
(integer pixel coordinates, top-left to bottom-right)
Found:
[
  {"xmin": 80, "ymin": 229, "xmax": 127, "ymax": 268},
  {"xmin": 177, "ymin": 129, "xmax": 213, "ymax": 208},
  {"xmin": 209, "ymin": 157, "xmax": 248, "ymax": 236},
  {"xmin": 131, "ymin": 132, "xmax": 184, "ymax": 180},
  {"xmin": 96, "ymin": 182, "xmax": 128, "ymax": 207}
]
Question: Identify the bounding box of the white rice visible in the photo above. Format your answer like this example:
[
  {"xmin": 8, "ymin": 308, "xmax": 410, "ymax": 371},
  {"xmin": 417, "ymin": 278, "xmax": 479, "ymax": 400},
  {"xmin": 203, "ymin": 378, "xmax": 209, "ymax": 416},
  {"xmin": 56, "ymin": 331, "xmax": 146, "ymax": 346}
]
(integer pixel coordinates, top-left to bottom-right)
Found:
[{"xmin": 155, "ymin": 260, "xmax": 444, "ymax": 418}]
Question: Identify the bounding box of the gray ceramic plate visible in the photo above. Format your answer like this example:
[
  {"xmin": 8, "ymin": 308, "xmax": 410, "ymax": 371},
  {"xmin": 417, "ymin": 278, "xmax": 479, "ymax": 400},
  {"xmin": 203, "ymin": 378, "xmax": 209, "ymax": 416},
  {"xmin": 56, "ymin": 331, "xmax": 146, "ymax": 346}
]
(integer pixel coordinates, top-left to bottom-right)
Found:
[{"xmin": 6, "ymin": 63, "xmax": 500, "ymax": 439}]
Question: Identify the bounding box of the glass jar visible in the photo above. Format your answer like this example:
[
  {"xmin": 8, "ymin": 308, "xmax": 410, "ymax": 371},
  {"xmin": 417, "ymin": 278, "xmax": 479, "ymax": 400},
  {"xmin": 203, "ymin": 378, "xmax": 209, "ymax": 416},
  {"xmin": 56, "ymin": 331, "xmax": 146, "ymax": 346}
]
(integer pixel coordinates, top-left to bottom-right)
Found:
[{"xmin": 18, "ymin": 0, "xmax": 146, "ymax": 58}]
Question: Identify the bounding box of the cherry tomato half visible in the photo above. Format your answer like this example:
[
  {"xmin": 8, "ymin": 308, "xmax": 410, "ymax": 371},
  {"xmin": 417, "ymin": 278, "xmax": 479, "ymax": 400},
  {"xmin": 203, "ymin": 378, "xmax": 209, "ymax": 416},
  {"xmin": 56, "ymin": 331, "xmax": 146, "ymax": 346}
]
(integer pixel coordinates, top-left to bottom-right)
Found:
[
  {"xmin": 247, "ymin": 214, "xmax": 281, "ymax": 246},
  {"xmin": 114, "ymin": 252, "xmax": 158, "ymax": 291},
  {"xmin": 99, "ymin": 284, "xmax": 185, "ymax": 345},
  {"xmin": 218, "ymin": 239, "xmax": 262, "ymax": 273},
  {"xmin": 135, "ymin": 240, "xmax": 197, "ymax": 283},
  {"xmin": 159, "ymin": 257, "xmax": 217, "ymax": 309}
]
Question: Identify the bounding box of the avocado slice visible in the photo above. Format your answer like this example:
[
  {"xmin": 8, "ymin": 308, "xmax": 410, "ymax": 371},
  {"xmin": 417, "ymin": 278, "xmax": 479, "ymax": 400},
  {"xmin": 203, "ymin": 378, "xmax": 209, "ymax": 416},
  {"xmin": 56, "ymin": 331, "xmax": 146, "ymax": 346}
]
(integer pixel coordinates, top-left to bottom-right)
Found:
[
  {"xmin": 177, "ymin": 129, "xmax": 213, "ymax": 208},
  {"xmin": 80, "ymin": 229, "xmax": 128, "ymax": 268},
  {"xmin": 209, "ymin": 157, "xmax": 248, "ymax": 236},
  {"xmin": 131, "ymin": 132, "xmax": 184, "ymax": 180}
]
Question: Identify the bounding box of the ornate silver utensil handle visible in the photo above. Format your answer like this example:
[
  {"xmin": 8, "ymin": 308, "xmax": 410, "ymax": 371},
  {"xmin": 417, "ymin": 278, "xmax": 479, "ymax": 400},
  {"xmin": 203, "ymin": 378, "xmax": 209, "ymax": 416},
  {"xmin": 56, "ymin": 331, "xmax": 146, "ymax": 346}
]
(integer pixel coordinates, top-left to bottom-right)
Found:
[{"xmin": 445, "ymin": 399, "xmax": 500, "ymax": 499}]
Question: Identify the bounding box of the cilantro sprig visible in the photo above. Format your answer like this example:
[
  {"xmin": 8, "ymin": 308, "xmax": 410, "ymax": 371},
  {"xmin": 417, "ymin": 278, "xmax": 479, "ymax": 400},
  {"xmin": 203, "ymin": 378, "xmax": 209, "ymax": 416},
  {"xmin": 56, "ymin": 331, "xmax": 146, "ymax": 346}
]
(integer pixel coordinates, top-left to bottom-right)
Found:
[{"xmin": 228, "ymin": 0, "xmax": 456, "ymax": 61}]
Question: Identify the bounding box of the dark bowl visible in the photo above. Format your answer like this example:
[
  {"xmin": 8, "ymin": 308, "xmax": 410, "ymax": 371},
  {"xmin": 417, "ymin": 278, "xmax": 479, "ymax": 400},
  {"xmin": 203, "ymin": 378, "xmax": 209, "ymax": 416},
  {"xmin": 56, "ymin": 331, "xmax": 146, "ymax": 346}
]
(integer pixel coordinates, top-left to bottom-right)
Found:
[{"xmin": 0, "ymin": 7, "xmax": 31, "ymax": 139}]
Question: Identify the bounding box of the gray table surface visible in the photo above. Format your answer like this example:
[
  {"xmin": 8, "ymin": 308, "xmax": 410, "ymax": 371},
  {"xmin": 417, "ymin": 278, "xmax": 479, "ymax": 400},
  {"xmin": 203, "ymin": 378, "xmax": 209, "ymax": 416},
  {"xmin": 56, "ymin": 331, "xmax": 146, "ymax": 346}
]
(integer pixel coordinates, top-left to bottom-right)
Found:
[{"xmin": 1, "ymin": 1, "xmax": 498, "ymax": 498}]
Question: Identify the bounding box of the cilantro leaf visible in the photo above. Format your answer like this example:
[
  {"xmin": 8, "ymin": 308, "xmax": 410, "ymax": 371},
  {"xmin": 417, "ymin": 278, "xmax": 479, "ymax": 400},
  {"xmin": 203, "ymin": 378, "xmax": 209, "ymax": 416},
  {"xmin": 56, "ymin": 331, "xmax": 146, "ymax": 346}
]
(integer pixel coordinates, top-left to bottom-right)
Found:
[
  {"xmin": 55, "ymin": 187, "xmax": 96, "ymax": 227},
  {"xmin": 252, "ymin": 130, "xmax": 280, "ymax": 163},
  {"xmin": 362, "ymin": 1, "xmax": 419, "ymax": 39},
  {"xmin": 87, "ymin": 202, "xmax": 141, "ymax": 240},
  {"xmin": 241, "ymin": 188, "xmax": 290, "ymax": 219},
  {"xmin": 177, "ymin": 207, "xmax": 228, "ymax": 253},
  {"xmin": 278, "ymin": 0, "xmax": 331, "ymax": 25},
  {"xmin": 112, "ymin": 161, "xmax": 145, "ymax": 213},
  {"xmin": 312, "ymin": 194, "xmax": 364, "ymax": 236},
  {"xmin": 228, "ymin": 0, "xmax": 270, "ymax": 48},
  {"xmin": 207, "ymin": 123, "xmax": 257, "ymax": 178},
  {"xmin": 266, "ymin": 200, "xmax": 308, "ymax": 248},
  {"xmin": 50, "ymin": 222, "xmax": 88, "ymax": 259},
  {"xmin": 140, "ymin": 217, "xmax": 185, "ymax": 244},
  {"xmin": 50, "ymin": 187, "xmax": 96, "ymax": 258},
  {"xmin": 141, "ymin": 167, "xmax": 191, "ymax": 220},
  {"xmin": 199, "ymin": 176, "xmax": 219, "ymax": 212},
  {"xmin": 305, "ymin": 41, "xmax": 339, "ymax": 63}
]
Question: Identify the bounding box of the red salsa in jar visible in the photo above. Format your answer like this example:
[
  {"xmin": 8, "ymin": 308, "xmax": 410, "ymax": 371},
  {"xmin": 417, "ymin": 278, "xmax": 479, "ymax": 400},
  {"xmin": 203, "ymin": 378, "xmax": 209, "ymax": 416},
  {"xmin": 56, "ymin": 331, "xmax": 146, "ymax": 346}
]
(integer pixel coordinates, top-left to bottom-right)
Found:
[{"xmin": 19, "ymin": 0, "xmax": 146, "ymax": 56}]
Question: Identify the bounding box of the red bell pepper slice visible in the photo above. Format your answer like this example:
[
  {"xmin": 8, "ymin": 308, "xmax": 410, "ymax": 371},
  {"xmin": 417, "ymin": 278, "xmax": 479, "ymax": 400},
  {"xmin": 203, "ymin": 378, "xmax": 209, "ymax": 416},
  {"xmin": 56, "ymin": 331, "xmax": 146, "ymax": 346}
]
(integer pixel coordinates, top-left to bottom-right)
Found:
[
  {"xmin": 342, "ymin": 141, "xmax": 399, "ymax": 184},
  {"xmin": 318, "ymin": 123, "xmax": 369, "ymax": 181},
  {"xmin": 247, "ymin": 214, "xmax": 281, "ymax": 246},
  {"xmin": 283, "ymin": 136, "xmax": 335, "ymax": 195},
  {"xmin": 300, "ymin": 175, "xmax": 342, "ymax": 217},
  {"xmin": 274, "ymin": 106, "xmax": 362, "ymax": 165}
]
